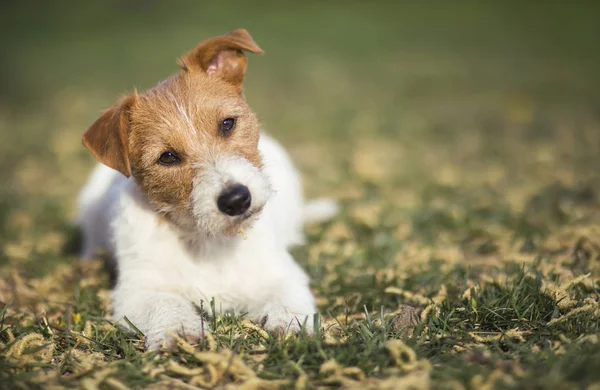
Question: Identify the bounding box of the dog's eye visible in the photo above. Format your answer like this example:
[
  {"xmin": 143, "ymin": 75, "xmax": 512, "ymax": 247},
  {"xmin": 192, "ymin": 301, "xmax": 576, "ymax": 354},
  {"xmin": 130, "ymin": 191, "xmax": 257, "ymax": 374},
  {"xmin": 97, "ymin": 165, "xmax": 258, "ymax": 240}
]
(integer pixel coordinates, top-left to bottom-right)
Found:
[
  {"xmin": 219, "ymin": 118, "xmax": 236, "ymax": 136},
  {"xmin": 158, "ymin": 151, "xmax": 180, "ymax": 165}
]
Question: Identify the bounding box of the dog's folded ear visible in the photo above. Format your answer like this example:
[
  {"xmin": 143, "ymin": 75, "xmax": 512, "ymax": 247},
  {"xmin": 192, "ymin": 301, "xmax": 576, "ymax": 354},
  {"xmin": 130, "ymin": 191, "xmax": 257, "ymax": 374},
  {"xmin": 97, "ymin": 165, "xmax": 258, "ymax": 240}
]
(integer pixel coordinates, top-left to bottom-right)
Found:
[
  {"xmin": 180, "ymin": 29, "xmax": 264, "ymax": 92},
  {"xmin": 82, "ymin": 94, "xmax": 138, "ymax": 177}
]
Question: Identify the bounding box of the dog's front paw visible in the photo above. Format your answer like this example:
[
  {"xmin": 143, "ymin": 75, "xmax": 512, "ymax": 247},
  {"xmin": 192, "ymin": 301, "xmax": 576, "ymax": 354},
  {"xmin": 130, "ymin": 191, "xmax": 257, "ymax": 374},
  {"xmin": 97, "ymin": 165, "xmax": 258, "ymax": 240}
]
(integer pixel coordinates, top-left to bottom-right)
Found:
[
  {"xmin": 261, "ymin": 306, "xmax": 314, "ymax": 335},
  {"xmin": 144, "ymin": 318, "xmax": 208, "ymax": 351}
]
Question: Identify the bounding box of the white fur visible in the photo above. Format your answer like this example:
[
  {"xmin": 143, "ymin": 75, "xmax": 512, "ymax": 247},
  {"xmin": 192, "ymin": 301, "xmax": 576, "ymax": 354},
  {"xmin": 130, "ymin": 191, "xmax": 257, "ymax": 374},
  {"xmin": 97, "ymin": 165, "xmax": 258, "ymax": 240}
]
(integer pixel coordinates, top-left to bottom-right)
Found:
[
  {"xmin": 191, "ymin": 155, "xmax": 272, "ymax": 237},
  {"xmin": 78, "ymin": 132, "xmax": 335, "ymax": 350}
]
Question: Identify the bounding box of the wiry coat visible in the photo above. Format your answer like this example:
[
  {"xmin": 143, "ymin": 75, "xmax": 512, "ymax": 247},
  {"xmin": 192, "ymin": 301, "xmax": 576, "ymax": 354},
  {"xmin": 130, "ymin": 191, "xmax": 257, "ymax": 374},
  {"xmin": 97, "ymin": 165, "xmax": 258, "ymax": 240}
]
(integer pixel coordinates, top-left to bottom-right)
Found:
[{"xmin": 78, "ymin": 29, "xmax": 336, "ymax": 350}]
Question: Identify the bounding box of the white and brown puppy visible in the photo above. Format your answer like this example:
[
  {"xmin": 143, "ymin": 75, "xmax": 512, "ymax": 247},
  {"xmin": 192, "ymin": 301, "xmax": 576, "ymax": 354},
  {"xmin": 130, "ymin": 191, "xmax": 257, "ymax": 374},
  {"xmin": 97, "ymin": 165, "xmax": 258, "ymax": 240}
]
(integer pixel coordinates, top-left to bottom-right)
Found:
[{"xmin": 78, "ymin": 29, "xmax": 337, "ymax": 350}]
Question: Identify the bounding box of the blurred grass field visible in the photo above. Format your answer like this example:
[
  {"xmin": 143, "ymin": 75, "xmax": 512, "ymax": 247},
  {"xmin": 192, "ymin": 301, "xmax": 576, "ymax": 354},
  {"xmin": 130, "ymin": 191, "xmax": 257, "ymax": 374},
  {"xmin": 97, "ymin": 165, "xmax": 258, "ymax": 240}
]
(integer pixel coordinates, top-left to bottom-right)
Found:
[{"xmin": 1, "ymin": 1, "xmax": 600, "ymax": 389}]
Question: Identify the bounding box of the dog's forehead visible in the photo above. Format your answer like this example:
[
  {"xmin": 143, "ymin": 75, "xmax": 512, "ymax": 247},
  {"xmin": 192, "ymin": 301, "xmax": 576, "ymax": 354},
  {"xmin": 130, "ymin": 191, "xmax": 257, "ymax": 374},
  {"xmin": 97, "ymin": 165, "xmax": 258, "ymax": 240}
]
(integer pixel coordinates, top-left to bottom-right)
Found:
[
  {"xmin": 133, "ymin": 72, "xmax": 246, "ymax": 127},
  {"xmin": 160, "ymin": 72, "xmax": 240, "ymax": 106}
]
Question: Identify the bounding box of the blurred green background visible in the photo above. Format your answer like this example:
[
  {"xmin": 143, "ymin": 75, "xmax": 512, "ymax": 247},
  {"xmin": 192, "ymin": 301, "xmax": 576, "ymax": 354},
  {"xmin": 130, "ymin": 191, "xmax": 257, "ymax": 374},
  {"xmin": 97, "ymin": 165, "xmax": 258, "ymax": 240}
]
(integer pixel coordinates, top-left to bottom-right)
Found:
[
  {"xmin": 1, "ymin": 0, "xmax": 599, "ymax": 248},
  {"xmin": 2, "ymin": 2, "xmax": 600, "ymax": 387}
]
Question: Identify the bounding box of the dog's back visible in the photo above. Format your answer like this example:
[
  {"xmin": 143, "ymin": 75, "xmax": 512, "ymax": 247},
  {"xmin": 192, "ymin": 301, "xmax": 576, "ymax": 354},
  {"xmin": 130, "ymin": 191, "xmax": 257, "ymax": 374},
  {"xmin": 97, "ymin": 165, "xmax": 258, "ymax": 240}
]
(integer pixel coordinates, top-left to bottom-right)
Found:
[{"xmin": 78, "ymin": 164, "xmax": 126, "ymax": 259}]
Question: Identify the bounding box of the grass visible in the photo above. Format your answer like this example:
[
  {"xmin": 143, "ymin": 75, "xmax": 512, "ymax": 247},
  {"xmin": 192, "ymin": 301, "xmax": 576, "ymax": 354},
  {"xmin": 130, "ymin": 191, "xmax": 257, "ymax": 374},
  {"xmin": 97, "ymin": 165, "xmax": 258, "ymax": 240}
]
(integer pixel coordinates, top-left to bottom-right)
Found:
[{"xmin": 1, "ymin": 1, "xmax": 600, "ymax": 389}]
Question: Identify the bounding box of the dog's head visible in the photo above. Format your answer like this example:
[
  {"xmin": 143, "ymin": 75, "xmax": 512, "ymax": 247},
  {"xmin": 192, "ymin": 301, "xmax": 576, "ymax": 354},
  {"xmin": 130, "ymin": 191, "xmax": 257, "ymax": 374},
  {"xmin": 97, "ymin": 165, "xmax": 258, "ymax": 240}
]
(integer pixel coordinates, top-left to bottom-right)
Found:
[{"xmin": 82, "ymin": 29, "xmax": 271, "ymax": 237}]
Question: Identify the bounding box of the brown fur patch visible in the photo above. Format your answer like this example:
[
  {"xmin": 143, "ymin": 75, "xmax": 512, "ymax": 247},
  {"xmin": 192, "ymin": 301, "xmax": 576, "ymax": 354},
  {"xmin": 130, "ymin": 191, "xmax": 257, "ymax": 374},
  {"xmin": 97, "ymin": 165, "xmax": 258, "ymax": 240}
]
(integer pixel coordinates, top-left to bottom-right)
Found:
[
  {"xmin": 82, "ymin": 94, "xmax": 138, "ymax": 177},
  {"xmin": 129, "ymin": 71, "xmax": 262, "ymax": 222},
  {"xmin": 180, "ymin": 28, "xmax": 263, "ymax": 92}
]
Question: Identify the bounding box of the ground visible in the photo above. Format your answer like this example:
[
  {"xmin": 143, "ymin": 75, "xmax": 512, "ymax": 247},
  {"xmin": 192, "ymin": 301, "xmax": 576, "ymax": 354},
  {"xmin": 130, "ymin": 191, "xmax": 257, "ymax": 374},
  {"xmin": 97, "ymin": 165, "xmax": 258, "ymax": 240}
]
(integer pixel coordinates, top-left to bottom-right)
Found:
[{"xmin": 1, "ymin": 2, "xmax": 600, "ymax": 389}]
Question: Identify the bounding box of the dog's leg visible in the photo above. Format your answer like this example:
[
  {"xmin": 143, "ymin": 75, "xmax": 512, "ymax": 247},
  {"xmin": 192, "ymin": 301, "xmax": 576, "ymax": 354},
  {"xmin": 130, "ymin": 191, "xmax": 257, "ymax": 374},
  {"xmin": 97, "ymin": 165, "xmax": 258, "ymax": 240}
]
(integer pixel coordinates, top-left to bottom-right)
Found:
[
  {"xmin": 252, "ymin": 254, "xmax": 317, "ymax": 335},
  {"xmin": 112, "ymin": 288, "xmax": 207, "ymax": 351},
  {"xmin": 259, "ymin": 301, "xmax": 316, "ymax": 335}
]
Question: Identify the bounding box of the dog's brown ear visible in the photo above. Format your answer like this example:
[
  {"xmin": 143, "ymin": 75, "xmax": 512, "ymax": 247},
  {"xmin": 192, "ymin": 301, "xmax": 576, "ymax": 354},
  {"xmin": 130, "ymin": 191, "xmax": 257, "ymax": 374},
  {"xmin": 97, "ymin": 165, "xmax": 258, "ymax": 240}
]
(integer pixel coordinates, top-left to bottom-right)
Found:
[
  {"xmin": 82, "ymin": 94, "xmax": 137, "ymax": 177},
  {"xmin": 180, "ymin": 29, "xmax": 263, "ymax": 91}
]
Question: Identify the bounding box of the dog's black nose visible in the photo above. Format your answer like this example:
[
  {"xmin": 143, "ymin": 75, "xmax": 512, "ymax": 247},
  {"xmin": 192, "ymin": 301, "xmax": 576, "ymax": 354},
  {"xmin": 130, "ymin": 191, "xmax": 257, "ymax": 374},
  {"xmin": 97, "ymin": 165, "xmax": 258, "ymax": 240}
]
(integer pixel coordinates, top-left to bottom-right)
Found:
[{"xmin": 217, "ymin": 185, "xmax": 251, "ymax": 216}]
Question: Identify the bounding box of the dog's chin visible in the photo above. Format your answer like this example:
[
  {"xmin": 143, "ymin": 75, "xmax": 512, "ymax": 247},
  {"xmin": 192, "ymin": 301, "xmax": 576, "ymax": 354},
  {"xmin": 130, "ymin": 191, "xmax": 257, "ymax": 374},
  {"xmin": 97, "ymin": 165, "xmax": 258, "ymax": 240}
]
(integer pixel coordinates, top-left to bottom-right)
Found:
[
  {"xmin": 221, "ymin": 207, "xmax": 263, "ymax": 237},
  {"xmin": 190, "ymin": 206, "xmax": 264, "ymax": 239}
]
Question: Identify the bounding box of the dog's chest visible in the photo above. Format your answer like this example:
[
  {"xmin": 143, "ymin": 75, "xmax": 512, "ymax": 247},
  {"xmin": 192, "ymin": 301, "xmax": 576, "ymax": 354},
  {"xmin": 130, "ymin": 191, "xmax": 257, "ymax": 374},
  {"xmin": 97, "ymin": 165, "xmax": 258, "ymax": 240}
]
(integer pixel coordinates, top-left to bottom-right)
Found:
[{"xmin": 174, "ymin": 240, "xmax": 281, "ymax": 312}]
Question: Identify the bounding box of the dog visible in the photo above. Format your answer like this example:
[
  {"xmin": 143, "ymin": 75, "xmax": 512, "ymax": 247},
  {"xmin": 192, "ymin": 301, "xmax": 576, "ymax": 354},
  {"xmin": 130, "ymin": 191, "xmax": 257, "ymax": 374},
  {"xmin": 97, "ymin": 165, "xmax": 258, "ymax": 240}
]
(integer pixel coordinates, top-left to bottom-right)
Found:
[{"xmin": 77, "ymin": 29, "xmax": 337, "ymax": 350}]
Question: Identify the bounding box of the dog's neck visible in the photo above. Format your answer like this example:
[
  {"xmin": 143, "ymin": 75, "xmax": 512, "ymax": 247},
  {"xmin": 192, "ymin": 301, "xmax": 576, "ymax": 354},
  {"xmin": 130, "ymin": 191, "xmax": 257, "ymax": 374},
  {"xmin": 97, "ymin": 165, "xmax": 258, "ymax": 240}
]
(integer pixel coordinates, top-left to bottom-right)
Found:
[
  {"xmin": 128, "ymin": 180, "xmax": 244, "ymax": 261},
  {"xmin": 179, "ymin": 227, "xmax": 242, "ymax": 260}
]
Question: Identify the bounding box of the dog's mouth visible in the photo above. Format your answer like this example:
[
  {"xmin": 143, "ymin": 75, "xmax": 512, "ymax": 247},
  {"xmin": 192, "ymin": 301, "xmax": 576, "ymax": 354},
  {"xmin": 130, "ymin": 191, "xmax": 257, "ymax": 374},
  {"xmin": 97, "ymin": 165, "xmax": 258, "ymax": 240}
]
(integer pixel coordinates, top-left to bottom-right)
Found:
[
  {"xmin": 236, "ymin": 205, "xmax": 264, "ymax": 222},
  {"xmin": 232, "ymin": 204, "xmax": 265, "ymax": 226},
  {"xmin": 219, "ymin": 206, "xmax": 263, "ymax": 237}
]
